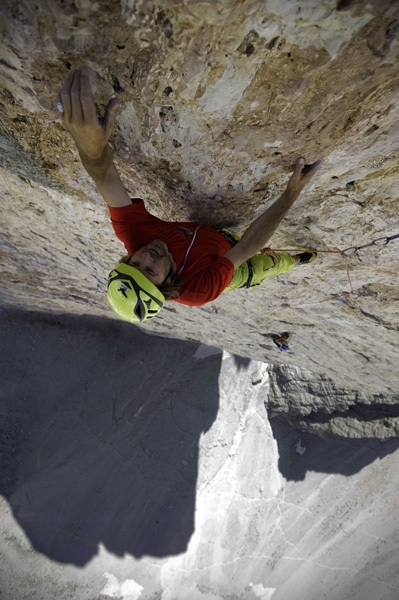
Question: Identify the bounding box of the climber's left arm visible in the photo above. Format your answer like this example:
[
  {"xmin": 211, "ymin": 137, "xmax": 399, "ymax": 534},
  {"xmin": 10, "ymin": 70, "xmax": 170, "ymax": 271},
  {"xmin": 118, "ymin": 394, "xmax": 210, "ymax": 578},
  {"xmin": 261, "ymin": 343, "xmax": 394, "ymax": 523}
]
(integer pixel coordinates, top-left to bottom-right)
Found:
[{"xmin": 224, "ymin": 157, "xmax": 323, "ymax": 269}]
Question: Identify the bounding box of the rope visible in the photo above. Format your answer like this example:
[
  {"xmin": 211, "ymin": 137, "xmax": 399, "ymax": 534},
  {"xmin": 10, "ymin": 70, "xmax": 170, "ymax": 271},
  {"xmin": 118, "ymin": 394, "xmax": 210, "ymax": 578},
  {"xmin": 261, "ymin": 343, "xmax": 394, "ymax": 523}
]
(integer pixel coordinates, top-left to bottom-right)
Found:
[
  {"xmin": 262, "ymin": 246, "xmax": 355, "ymax": 293},
  {"xmin": 260, "ymin": 247, "xmax": 279, "ymax": 270},
  {"xmin": 260, "ymin": 237, "xmax": 397, "ymax": 308},
  {"xmin": 261, "ymin": 247, "xmax": 348, "ymax": 275},
  {"xmin": 343, "ymin": 254, "xmax": 354, "ymax": 293}
]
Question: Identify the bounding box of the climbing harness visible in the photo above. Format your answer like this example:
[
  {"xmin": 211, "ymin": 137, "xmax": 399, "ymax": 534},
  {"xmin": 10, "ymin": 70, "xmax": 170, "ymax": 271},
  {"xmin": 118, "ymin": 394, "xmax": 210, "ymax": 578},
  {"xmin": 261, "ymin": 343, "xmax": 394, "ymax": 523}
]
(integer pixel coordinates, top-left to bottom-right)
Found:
[
  {"xmin": 219, "ymin": 230, "xmax": 256, "ymax": 287},
  {"xmin": 240, "ymin": 260, "xmax": 254, "ymax": 288}
]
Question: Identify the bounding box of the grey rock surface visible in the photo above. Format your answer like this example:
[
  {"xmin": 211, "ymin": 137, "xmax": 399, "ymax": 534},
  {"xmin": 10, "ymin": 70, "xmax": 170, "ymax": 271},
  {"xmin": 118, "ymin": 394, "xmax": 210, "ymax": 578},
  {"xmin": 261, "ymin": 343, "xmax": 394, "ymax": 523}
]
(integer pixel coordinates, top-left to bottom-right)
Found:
[
  {"xmin": 1, "ymin": 307, "xmax": 398, "ymax": 600},
  {"xmin": 1, "ymin": 2, "xmax": 398, "ymax": 431}
]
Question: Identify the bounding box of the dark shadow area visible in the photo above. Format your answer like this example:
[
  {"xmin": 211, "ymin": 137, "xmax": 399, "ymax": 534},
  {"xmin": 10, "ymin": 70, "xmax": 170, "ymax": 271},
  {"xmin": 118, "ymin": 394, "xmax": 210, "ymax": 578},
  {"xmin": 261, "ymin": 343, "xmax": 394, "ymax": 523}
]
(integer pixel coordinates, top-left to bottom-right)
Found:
[
  {"xmin": 268, "ymin": 412, "xmax": 399, "ymax": 482},
  {"xmin": 297, "ymin": 402, "xmax": 399, "ymax": 422},
  {"xmin": 232, "ymin": 355, "xmax": 251, "ymax": 370},
  {"xmin": 0, "ymin": 307, "xmax": 221, "ymax": 565}
]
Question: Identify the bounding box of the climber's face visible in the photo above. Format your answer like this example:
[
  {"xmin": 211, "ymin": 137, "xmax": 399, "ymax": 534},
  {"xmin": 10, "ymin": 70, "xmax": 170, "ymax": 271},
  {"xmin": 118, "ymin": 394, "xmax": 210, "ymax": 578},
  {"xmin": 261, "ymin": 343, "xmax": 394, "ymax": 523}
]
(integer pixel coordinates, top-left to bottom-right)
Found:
[{"xmin": 126, "ymin": 240, "xmax": 176, "ymax": 286}]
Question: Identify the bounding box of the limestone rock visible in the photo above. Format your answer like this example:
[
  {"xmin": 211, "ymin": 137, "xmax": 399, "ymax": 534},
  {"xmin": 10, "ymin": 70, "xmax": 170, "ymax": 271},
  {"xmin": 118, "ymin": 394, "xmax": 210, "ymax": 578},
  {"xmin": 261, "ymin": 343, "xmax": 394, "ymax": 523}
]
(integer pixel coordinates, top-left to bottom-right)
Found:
[
  {"xmin": 2, "ymin": 308, "xmax": 398, "ymax": 599},
  {"xmin": 1, "ymin": 0, "xmax": 399, "ymax": 437}
]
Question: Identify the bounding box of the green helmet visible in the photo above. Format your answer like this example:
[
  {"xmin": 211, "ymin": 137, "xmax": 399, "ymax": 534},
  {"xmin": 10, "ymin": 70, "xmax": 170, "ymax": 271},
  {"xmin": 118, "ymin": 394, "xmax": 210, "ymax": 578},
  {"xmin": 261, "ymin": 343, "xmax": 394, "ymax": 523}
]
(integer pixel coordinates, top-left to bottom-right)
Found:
[{"xmin": 107, "ymin": 263, "xmax": 165, "ymax": 323}]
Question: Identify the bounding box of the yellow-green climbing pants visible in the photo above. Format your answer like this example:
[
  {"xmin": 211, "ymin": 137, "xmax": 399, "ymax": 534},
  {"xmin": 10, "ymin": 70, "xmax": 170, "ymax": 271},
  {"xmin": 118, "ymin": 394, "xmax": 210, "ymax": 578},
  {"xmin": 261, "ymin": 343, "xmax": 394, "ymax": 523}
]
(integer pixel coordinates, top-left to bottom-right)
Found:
[{"xmin": 224, "ymin": 252, "xmax": 297, "ymax": 292}]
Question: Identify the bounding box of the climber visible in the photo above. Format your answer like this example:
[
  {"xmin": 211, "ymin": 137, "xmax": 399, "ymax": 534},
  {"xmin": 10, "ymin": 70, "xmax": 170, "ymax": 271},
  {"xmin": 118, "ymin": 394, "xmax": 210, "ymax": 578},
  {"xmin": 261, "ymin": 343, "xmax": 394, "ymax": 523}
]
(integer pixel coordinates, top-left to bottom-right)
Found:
[
  {"xmin": 58, "ymin": 66, "xmax": 323, "ymax": 323},
  {"xmin": 271, "ymin": 332, "xmax": 290, "ymax": 352}
]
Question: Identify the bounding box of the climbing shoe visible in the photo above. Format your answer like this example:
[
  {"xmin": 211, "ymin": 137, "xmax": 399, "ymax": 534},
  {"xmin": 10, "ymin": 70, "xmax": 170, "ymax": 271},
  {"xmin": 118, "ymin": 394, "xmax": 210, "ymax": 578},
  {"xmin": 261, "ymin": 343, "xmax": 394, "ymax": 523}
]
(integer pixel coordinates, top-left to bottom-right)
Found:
[{"xmin": 295, "ymin": 251, "xmax": 317, "ymax": 264}]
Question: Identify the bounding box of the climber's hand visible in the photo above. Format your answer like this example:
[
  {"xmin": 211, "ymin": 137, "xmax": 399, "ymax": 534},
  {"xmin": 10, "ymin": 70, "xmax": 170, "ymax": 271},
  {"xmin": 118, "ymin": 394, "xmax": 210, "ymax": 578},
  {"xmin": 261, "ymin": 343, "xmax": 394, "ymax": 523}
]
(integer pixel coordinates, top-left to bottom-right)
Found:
[
  {"xmin": 57, "ymin": 67, "xmax": 131, "ymax": 207},
  {"xmin": 58, "ymin": 67, "xmax": 119, "ymax": 161},
  {"xmin": 285, "ymin": 157, "xmax": 323, "ymax": 201}
]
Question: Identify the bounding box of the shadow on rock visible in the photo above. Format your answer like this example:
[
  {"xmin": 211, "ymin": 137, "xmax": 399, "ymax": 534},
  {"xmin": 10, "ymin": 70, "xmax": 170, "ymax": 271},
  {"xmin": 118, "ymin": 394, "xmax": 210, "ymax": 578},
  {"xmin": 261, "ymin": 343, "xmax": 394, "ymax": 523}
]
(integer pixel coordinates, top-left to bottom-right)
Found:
[
  {"xmin": 0, "ymin": 308, "xmax": 221, "ymax": 565},
  {"xmin": 269, "ymin": 412, "xmax": 399, "ymax": 482}
]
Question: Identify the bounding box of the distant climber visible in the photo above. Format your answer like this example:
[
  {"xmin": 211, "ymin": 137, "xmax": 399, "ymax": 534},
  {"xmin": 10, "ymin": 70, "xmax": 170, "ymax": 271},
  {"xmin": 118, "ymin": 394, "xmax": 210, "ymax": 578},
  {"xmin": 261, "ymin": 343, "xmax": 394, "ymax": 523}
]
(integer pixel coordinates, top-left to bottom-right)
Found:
[
  {"xmin": 58, "ymin": 67, "xmax": 322, "ymax": 323},
  {"xmin": 271, "ymin": 332, "xmax": 290, "ymax": 352}
]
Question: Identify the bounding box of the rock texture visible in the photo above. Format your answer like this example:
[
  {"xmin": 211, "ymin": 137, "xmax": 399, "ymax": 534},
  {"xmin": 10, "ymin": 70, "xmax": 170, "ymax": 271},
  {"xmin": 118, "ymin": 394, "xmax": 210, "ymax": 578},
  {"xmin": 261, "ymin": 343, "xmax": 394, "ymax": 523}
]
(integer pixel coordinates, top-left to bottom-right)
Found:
[
  {"xmin": 1, "ymin": 308, "xmax": 399, "ymax": 600},
  {"xmin": 1, "ymin": 0, "xmax": 399, "ymax": 437}
]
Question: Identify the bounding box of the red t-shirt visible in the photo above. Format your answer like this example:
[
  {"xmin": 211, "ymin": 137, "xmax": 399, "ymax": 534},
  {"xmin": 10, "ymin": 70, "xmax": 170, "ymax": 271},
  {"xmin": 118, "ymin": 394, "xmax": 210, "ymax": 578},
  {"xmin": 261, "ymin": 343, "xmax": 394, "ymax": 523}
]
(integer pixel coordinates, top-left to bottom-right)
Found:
[{"xmin": 108, "ymin": 200, "xmax": 235, "ymax": 306}]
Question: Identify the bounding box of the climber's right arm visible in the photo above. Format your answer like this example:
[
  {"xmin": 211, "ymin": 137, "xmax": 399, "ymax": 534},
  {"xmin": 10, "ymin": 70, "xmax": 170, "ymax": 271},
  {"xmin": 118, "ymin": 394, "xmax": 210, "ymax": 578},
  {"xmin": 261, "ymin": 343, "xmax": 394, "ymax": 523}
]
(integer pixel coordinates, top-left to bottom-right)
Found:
[{"xmin": 59, "ymin": 66, "xmax": 131, "ymax": 208}]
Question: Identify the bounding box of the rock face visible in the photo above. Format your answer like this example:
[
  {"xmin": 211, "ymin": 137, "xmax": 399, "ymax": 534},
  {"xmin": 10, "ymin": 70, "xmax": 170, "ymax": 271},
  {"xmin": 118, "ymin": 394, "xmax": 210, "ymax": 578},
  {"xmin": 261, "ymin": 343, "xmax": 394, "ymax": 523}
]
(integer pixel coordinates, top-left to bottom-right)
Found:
[
  {"xmin": 1, "ymin": 0, "xmax": 399, "ymax": 437},
  {"xmin": 1, "ymin": 308, "xmax": 399, "ymax": 600}
]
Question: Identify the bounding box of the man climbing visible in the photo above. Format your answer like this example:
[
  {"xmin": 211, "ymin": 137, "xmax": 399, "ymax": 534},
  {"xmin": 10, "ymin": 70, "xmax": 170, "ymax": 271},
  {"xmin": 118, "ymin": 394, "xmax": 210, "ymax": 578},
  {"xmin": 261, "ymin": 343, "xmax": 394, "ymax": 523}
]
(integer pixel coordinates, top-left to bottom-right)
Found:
[{"xmin": 58, "ymin": 67, "xmax": 323, "ymax": 323}]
